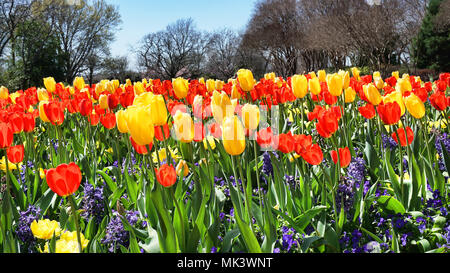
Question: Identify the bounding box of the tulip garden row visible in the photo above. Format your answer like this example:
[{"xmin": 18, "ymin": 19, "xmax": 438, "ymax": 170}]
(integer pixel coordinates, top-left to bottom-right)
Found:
[{"xmin": 0, "ymin": 68, "xmax": 449, "ymax": 253}]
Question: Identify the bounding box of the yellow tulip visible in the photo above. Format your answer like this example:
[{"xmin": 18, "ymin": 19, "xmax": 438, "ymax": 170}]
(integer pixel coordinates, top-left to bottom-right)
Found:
[
  {"xmin": 73, "ymin": 76, "xmax": 85, "ymax": 90},
  {"xmin": 0, "ymin": 86, "xmax": 9, "ymax": 100},
  {"xmin": 344, "ymin": 87, "xmax": 356, "ymax": 103},
  {"xmin": 291, "ymin": 75, "xmax": 308, "ymax": 99},
  {"xmin": 43, "ymin": 231, "xmax": 89, "ymax": 253},
  {"xmin": 203, "ymin": 135, "xmax": 216, "ymax": 150},
  {"xmin": 327, "ymin": 73, "xmax": 344, "ymax": 96},
  {"xmin": 383, "ymin": 90, "xmax": 405, "ymax": 116},
  {"xmin": 0, "ymin": 156, "xmax": 22, "ymax": 172},
  {"xmin": 206, "ymin": 79, "xmax": 216, "ymax": 93},
  {"xmin": 173, "ymin": 110, "xmax": 194, "ymax": 143},
  {"xmin": 351, "ymin": 67, "xmax": 360, "ymax": 81},
  {"xmin": 241, "ymin": 104, "xmax": 260, "ymax": 131},
  {"xmin": 318, "ymin": 70, "xmax": 327, "ymax": 83},
  {"xmin": 37, "ymin": 88, "xmax": 49, "ymax": 102},
  {"xmin": 404, "ymin": 93, "xmax": 425, "ymax": 119},
  {"xmin": 150, "ymin": 94, "xmax": 168, "ymax": 126},
  {"xmin": 176, "ymin": 160, "xmax": 189, "ymax": 177},
  {"xmin": 392, "ymin": 71, "xmax": 399, "ymax": 79},
  {"xmin": 222, "ymin": 115, "xmax": 246, "ymax": 156},
  {"xmin": 309, "ymin": 71, "xmax": 317, "ymax": 79},
  {"xmin": 363, "ymin": 84, "xmax": 382, "ymax": 105},
  {"xmin": 116, "ymin": 109, "xmax": 129, "ymax": 133},
  {"xmin": 237, "ymin": 69, "xmax": 255, "ymax": 92},
  {"xmin": 340, "ymin": 70, "xmax": 350, "ymax": 89},
  {"xmin": 309, "ymin": 77, "xmax": 321, "ymax": 95},
  {"xmin": 112, "ymin": 79, "xmax": 120, "ymax": 91},
  {"xmin": 231, "ymin": 83, "xmax": 241, "ymax": 100},
  {"xmin": 9, "ymin": 92, "xmax": 21, "ymax": 104},
  {"xmin": 172, "ymin": 77, "xmax": 189, "ymax": 99},
  {"xmin": 397, "ymin": 78, "xmax": 412, "ymax": 94},
  {"xmin": 374, "ymin": 77, "xmax": 384, "ymax": 89},
  {"xmin": 99, "ymin": 94, "xmax": 109, "ymax": 109},
  {"xmin": 125, "ymin": 106, "xmax": 155, "ymax": 146},
  {"xmin": 211, "ymin": 90, "xmax": 234, "ymax": 124},
  {"xmin": 199, "ymin": 77, "xmax": 205, "ymax": 85},
  {"xmin": 43, "ymin": 77, "xmax": 56, "ymax": 93},
  {"xmin": 30, "ymin": 219, "xmax": 61, "ymax": 240},
  {"xmin": 215, "ymin": 80, "xmax": 225, "ymax": 91},
  {"xmin": 134, "ymin": 81, "xmax": 145, "ymax": 95},
  {"xmin": 264, "ymin": 72, "xmax": 276, "ymax": 80},
  {"xmin": 39, "ymin": 101, "xmax": 50, "ymax": 123}
]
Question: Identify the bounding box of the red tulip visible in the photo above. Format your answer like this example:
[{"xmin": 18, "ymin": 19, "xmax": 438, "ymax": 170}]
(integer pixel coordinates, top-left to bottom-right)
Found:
[
  {"xmin": 45, "ymin": 162, "xmax": 82, "ymax": 197},
  {"xmin": 0, "ymin": 122, "xmax": 13, "ymax": 149},
  {"xmin": 155, "ymin": 164, "xmax": 177, "ymax": 188},
  {"xmin": 293, "ymin": 134, "xmax": 312, "ymax": 156},
  {"xmin": 276, "ymin": 132, "xmax": 295, "ymax": 154},
  {"xmin": 257, "ymin": 127, "xmax": 275, "ymax": 149},
  {"xmin": 7, "ymin": 144, "xmax": 24, "ymax": 164},
  {"xmin": 377, "ymin": 102, "xmax": 401, "ymax": 125},
  {"xmin": 316, "ymin": 109, "xmax": 339, "ymax": 139},
  {"xmin": 130, "ymin": 136, "xmax": 150, "ymax": 155},
  {"xmin": 207, "ymin": 122, "xmax": 222, "ymax": 139},
  {"xmin": 8, "ymin": 112, "xmax": 24, "ymax": 134},
  {"xmin": 88, "ymin": 112, "xmax": 100, "ymax": 126},
  {"xmin": 154, "ymin": 124, "xmax": 170, "ymax": 141},
  {"xmin": 358, "ymin": 103, "xmax": 376, "ymax": 119},
  {"xmin": 107, "ymin": 93, "xmax": 119, "ymax": 110},
  {"xmin": 194, "ymin": 122, "xmax": 205, "ymax": 142},
  {"xmin": 23, "ymin": 113, "xmax": 36, "ymax": 132},
  {"xmin": 429, "ymin": 91, "xmax": 447, "ymax": 111},
  {"xmin": 301, "ymin": 144, "xmax": 323, "ymax": 165},
  {"xmin": 392, "ymin": 126, "xmax": 414, "ymax": 147},
  {"xmin": 100, "ymin": 112, "xmax": 116, "ymax": 129},
  {"xmin": 43, "ymin": 100, "xmax": 65, "ymax": 126},
  {"xmin": 79, "ymin": 99, "xmax": 93, "ymax": 116},
  {"xmin": 330, "ymin": 147, "xmax": 351, "ymax": 168}
]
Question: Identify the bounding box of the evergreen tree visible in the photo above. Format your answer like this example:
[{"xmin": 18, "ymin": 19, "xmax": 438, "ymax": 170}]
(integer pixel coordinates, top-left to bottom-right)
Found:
[{"xmin": 413, "ymin": 0, "xmax": 450, "ymax": 73}]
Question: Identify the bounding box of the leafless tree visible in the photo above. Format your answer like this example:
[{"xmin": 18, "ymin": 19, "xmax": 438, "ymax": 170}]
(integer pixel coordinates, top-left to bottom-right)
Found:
[{"xmin": 136, "ymin": 18, "xmax": 211, "ymax": 80}]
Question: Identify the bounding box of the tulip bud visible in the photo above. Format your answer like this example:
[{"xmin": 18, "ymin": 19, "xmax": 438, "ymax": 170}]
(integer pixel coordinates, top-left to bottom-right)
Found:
[
  {"xmin": 37, "ymin": 88, "xmax": 49, "ymax": 102},
  {"xmin": 125, "ymin": 106, "xmax": 155, "ymax": 146},
  {"xmin": 318, "ymin": 70, "xmax": 327, "ymax": 83},
  {"xmin": 374, "ymin": 77, "xmax": 384, "ymax": 89},
  {"xmin": 134, "ymin": 81, "xmax": 145, "ymax": 95},
  {"xmin": 309, "ymin": 77, "xmax": 321, "ymax": 95},
  {"xmin": 309, "ymin": 71, "xmax": 317, "ymax": 79},
  {"xmin": 237, "ymin": 69, "xmax": 255, "ymax": 92},
  {"xmin": 116, "ymin": 109, "xmax": 129, "ymax": 133},
  {"xmin": 149, "ymin": 95, "xmax": 167, "ymax": 126},
  {"xmin": 340, "ymin": 70, "xmax": 350, "ymax": 89},
  {"xmin": 222, "ymin": 115, "xmax": 246, "ymax": 156},
  {"xmin": 176, "ymin": 160, "xmax": 189, "ymax": 177},
  {"xmin": 215, "ymin": 80, "xmax": 224, "ymax": 91},
  {"xmin": 231, "ymin": 83, "xmax": 241, "ymax": 100},
  {"xmin": 73, "ymin": 77, "xmax": 85, "ymax": 91},
  {"xmin": 327, "ymin": 73, "xmax": 344, "ymax": 96},
  {"xmin": 0, "ymin": 86, "xmax": 9, "ymax": 100},
  {"xmin": 344, "ymin": 87, "xmax": 356, "ymax": 103},
  {"xmin": 99, "ymin": 94, "xmax": 109, "ymax": 109},
  {"xmin": 173, "ymin": 110, "xmax": 194, "ymax": 143},
  {"xmin": 241, "ymin": 104, "xmax": 260, "ymax": 131},
  {"xmin": 363, "ymin": 84, "xmax": 382, "ymax": 105},
  {"xmin": 291, "ymin": 75, "xmax": 308, "ymax": 99},
  {"xmin": 203, "ymin": 135, "xmax": 216, "ymax": 150},
  {"xmin": 404, "ymin": 93, "xmax": 425, "ymax": 119},
  {"xmin": 206, "ymin": 79, "xmax": 216, "ymax": 93},
  {"xmin": 39, "ymin": 101, "xmax": 50, "ymax": 123},
  {"xmin": 43, "ymin": 77, "xmax": 56, "ymax": 93},
  {"xmin": 211, "ymin": 90, "xmax": 234, "ymax": 124},
  {"xmin": 351, "ymin": 67, "xmax": 360, "ymax": 81},
  {"xmin": 265, "ymin": 72, "xmax": 276, "ymax": 80},
  {"xmin": 172, "ymin": 77, "xmax": 189, "ymax": 99},
  {"xmin": 390, "ymin": 71, "xmax": 399, "ymax": 79}
]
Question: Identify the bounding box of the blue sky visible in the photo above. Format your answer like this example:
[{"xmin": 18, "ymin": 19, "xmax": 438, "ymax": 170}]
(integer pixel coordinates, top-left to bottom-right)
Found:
[{"xmin": 105, "ymin": 0, "xmax": 257, "ymax": 66}]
